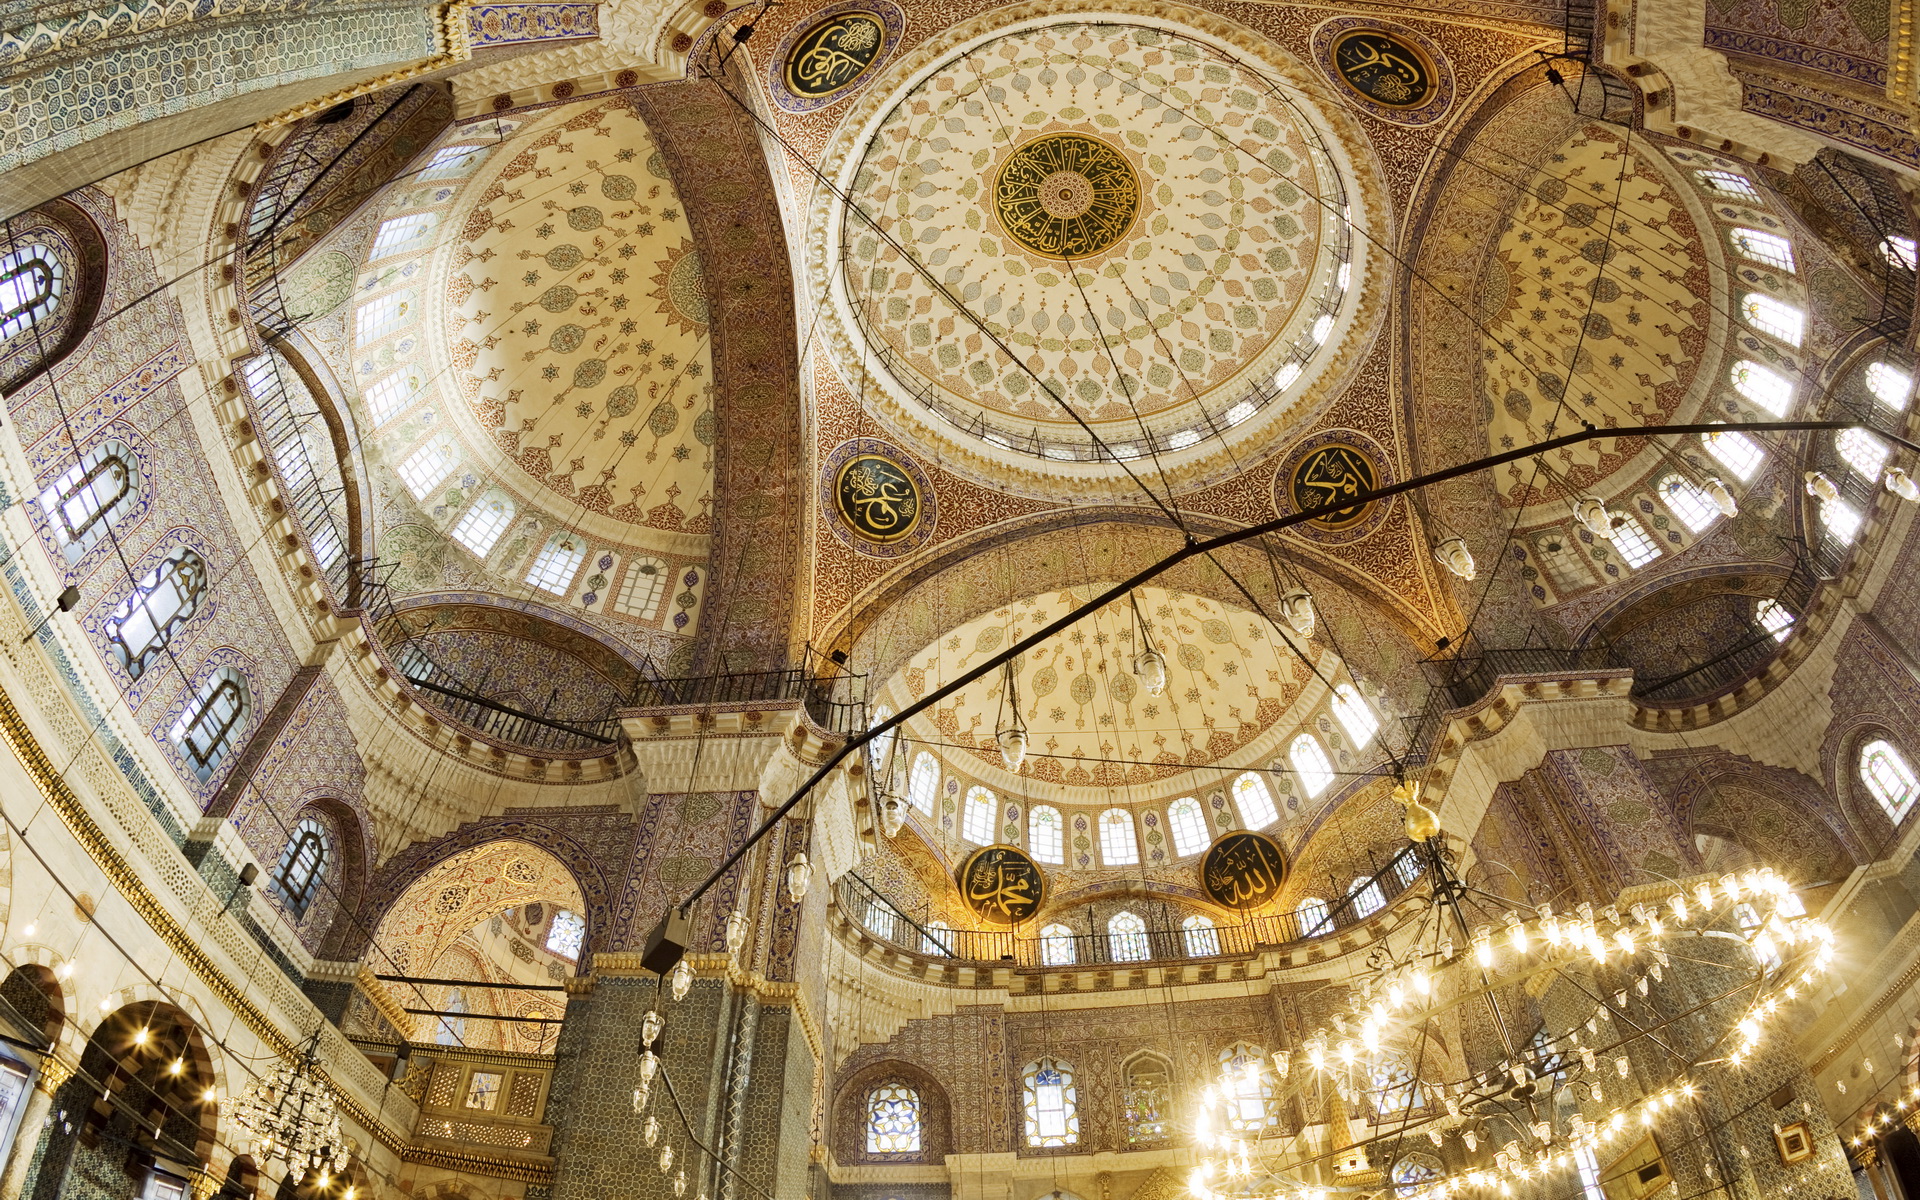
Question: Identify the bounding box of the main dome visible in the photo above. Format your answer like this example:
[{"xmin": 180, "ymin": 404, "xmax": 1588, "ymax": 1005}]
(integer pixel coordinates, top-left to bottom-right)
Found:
[{"xmin": 819, "ymin": 16, "xmax": 1370, "ymax": 465}]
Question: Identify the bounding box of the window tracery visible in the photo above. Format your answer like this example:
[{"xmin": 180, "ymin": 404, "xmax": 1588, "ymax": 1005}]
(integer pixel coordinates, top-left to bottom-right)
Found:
[
  {"xmin": 1332, "ymin": 684, "xmax": 1378, "ymax": 746},
  {"xmin": 40, "ymin": 440, "xmax": 137, "ymax": 559},
  {"xmin": 108, "ymin": 548, "xmax": 206, "ymax": 680},
  {"xmin": 907, "ymin": 753, "xmax": 939, "ymax": 815},
  {"xmin": 1182, "ymin": 914, "xmax": 1220, "ymax": 957},
  {"xmin": 1730, "ymin": 359, "xmax": 1793, "ymax": 415},
  {"xmin": 865, "ymin": 1082, "xmax": 922, "ymax": 1154},
  {"xmin": 1234, "ymin": 772, "xmax": 1278, "ymax": 827},
  {"xmin": 171, "ymin": 668, "xmax": 249, "ymax": 781},
  {"xmin": 1297, "ymin": 895, "xmax": 1330, "ymax": 935},
  {"xmin": 545, "ymin": 909, "xmax": 585, "ymax": 960},
  {"xmin": 1739, "ymin": 293, "xmax": 1803, "ymax": 345},
  {"xmin": 1028, "ymin": 804, "xmax": 1063, "ymax": 863},
  {"xmin": 1290, "ymin": 735, "xmax": 1335, "ymax": 798},
  {"xmin": 0, "ymin": 243, "xmax": 63, "ymax": 341},
  {"xmin": 1862, "ymin": 739, "xmax": 1918, "ymax": 822},
  {"xmin": 452, "ymin": 495, "xmax": 515, "ymax": 558},
  {"xmin": 272, "ymin": 816, "xmax": 328, "ymax": 916},
  {"xmin": 1659, "ymin": 475, "xmax": 1719, "ymax": 533},
  {"xmin": 1099, "ymin": 808, "xmax": 1139, "ymax": 864},
  {"xmin": 1219, "ymin": 1042, "xmax": 1274, "ymax": 1129},
  {"xmin": 1123, "ymin": 1055, "xmax": 1171, "ymax": 1144},
  {"xmin": 1730, "ymin": 228, "xmax": 1794, "ymax": 271},
  {"xmin": 615, "ymin": 557, "xmax": 669, "ymax": 619},
  {"xmin": 526, "ymin": 535, "xmax": 585, "ymax": 594},
  {"xmin": 1702, "ymin": 427, "xmax": 1766, "ymax": 480},
  {"xmin": 962, "ymin": 786, "xmax": 996, "ymax": 844},
  {"xmin": 1349, "ymin": 875, "xmax": 1386, "ymax": 919},
  {"xmin": 1167, "ymin": 797, "xmax": 1208, "ymax": 856},
  {"xmin": 1109, "ymin": 910, "xmax": 1149, "ymax": 962},
  {"xmin": 1039, "ymin": 923, "xmax": 1076, "ymax": 966},
  {"xmin": 1021, "ymin": 1059, "xmax": 1078, "ymax": 1146}
]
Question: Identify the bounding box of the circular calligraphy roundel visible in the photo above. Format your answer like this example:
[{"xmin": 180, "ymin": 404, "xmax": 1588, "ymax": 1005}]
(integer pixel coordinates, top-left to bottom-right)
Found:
[
  {"xmin": 769, "ymin": 1, "xmax": 903, "ymax": 112},
  {"xmin": 1199, "ymin": 830, "xmax": 1288, "ymax": 911},
  {"xmin": 1288, "ymin": 441, "xmax": 1380, "ymax": 530},
  {"xmin": 822, "ymin": 438, "xmax": 936, "ymax": 558},
  {"xmin": 992, "ymin": 133, "xmax": 1141, "ymax": 259},
  {"xmin": 1330, "ymin": 29, "xmax": 1434, "ymax": 108},
  {"xmin": 957, "ymin": 845, "xmax": 1046, "ymax": 925}
]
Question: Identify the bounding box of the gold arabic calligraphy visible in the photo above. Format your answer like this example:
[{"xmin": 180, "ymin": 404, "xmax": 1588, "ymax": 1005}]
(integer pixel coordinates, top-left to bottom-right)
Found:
[
  {"xmin": 1332, "ymin": 31, "xmax": 1432, "ymax": 107},
  {"xmin": 1291, "ymin": 443, "xmax": 1379, "ymax": 529},
  {"xmin": 784, "ymin": 13, "xmax": 886, "ymax": 98},
  {"xmin": 1200, "ymin": 832, "xmax": 1288, "ymax": 911},
  {"xmin": 992, "ymin": 133, "xmax": 1141, "ymax": 259},
  {"xmin": 836, "ymin": 455, "xmax": 920, "ymax": 542},
  {"xmin": 960, "ymin": 847, "xmax": 1044, "ymax": 923}
]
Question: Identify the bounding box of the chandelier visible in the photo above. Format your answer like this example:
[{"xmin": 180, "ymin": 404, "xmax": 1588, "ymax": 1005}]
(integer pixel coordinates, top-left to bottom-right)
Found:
[
  {"xmin": 1187, "ymin": 837, "xmax": 1834, "ymax": 1200},
  {"xmin": 230, "ymin": 1034, "xmax": 352, "ymax": 1178}
]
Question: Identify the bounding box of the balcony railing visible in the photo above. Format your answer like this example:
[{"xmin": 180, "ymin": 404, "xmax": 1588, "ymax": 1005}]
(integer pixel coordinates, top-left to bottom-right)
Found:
[{"xmin": 835, "ymin": 843, "xmax": 1428, "ymax": 967}]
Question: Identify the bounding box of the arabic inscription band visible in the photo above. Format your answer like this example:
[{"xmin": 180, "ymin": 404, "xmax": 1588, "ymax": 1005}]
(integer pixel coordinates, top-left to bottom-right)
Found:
[
  {"xmin": 1289, "ymin": 442, "xmax": 1380, "ymax": 530},
  {"xmin": 1198, "ymin": 830, "xmax": 1288, "ymax": 911},
  {"xmin": 992, "ymin": 133, "xmax": 1141, "ymax": 259},
  {"xmin": 783, "ymin": 11, "xmax": 888, "ymax": 100},
  {"xmin": 957, "ymin": 845, "xmax": 1046, "ymax": 924},
  {"xmin": 1330, "ymin": 30, "xmax": 1434, "ymax": 107},
  {"xmin": 835, "ymin": 453, "xmax": 922, "ymax": 543}
]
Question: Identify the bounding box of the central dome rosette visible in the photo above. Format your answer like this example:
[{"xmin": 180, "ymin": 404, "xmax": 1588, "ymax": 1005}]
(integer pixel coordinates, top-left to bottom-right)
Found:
[{"xmin": 813, "ymin": 10, "xmax": 1382, "ymax": 475}]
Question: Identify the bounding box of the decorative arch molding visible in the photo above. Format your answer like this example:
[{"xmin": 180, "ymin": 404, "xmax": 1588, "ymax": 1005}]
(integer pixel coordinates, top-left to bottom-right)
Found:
[
  {"xmin": 0, "ymin": 952, "xmax": 78, "ymax": 1058},
  {"xmin": 260, "ymin": 794, "xmax": 372, "ymax": 944},
  {"xmin": 77, "ymin": 990, "xmax": 231, "ymax": 1100},
  {"xmin": 1653, "ymin": 748, "xmax": 1867, "ymax": 873},
  {"xmin": 1823, "ymin": 717, "xmax": 1920, "ymax": 843},
  {"xmin": 328, "ymin": 823, "xmax": 610, "ymax": 964},
  {"xmin": 830, "ymin": 1057, "xmax": 953, "ymax": 1164},
  {"xmin": 0, "ymin": 197, "xmax": 107, "ymax": 399},
  {"xmin": 630, "ymin": 81, "xmax": 806, "ymax": 674}
]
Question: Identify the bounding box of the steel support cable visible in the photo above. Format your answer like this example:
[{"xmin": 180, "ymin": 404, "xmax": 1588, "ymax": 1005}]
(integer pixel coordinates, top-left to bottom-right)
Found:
[{"xmin": 659, "ymin": 416, "xmax": 1905, "ymax": 924}]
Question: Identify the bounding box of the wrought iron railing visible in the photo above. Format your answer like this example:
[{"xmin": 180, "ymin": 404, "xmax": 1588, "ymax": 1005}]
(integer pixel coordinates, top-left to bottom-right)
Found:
[{"xmin": 835, "ymin": 843, "xmax": 1428, "ymax": 967}]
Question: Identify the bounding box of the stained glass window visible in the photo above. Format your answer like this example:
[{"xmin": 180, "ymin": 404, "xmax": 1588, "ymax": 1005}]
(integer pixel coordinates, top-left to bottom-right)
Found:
[
  {"xmin": 1349, "ymin": 875, "xmax": 1386, "ymax": 919},
  {"xmin": 1730, "ymin": 359, "xmax": 1793, "ymax": 415},
  {"xmin": 435, "ymin": 988, "xmax": 466, "ymax": 1045},
  {"xmin": 962, "ymin": 787, "xmax": 996, "ymax": 844},
  {"xmin": 1696, "ymin": 170, "xmax": 1757, "ymax": 197},
  {"xmin": 1731, "ymin": 228, "xmax": 1794, "ymax": 272},
  {"xmin": 1167, "ymin": 797, "xmax": 1208, "ymax": 856},
  {"xmin": 1702, "ymin": 427, "xmax": 1766, "ymax": 481},
  {"xmin": 1609, "ymin": 515, "xmax": 1663, "ymax": 568},
  {"xmin": 1234, "ymin": 772, "xmax": 1278, "ymax": 827},
  {"xmin": 545, "ymin": 909, "xmax": 585, "ymax": 960},
  {"xmin": 1883, "ymin": 235, "xmax": 1918, "ymax": 271},
  {"xmin": 1182, "ymin": 914, "xmax": 1220, "ymax": 957},
  {"xmin": 1297, "ymin": 895, "xmax": 1331, "ymax": 935},
  {"xmin": 921, "ymin": 920, "xmax": 953, "ymax": 957},
  {"xmin": 1039, "ymin": 923, "xmax": 1076, "ymax": 966},
  {"xmin": 1862, "ymin": 739, "xmax": 1918, "ymax": 821},
  {"xmin": 1392, "ymin": 1154, "xmax": 1444, "ymax": 1198},
  {"xmin": 1028, "ymin": 804, "xmax": 1064, "ymax": 863},
  {"xmin": 1124, "ymin": 1056, "xmax": 1171, "ymax": 1144},
  {"xmin": 1370, "ymin": 1054, "xmax": 1417, "ymax": 1113},
  {"xmin": 1660, "ymin": 474, "xmax": 1719, "ymax": 533},
  {"xmin": 464, "ymin": 1071, "xmax": 502, "ymax": 1110},
  {"xmin": 865, "ymin": 1082, "xmax": 922, "ymax": 1153},
  {"xmin": 1291, "ymin": 735, "xmax": 1335, "ymax": 797},
  {"xmin": 907, "ymin": 753, "xmax": 939, "ymax": 815},
  {"xmin": 398, "ymin": 442, "xmax": 457, "ymax": 499},
  {"xmin": 1021, "ymin": 1059, "xmax": 1078, "ymax": 1146},
  {"xmin": 1108, "ymin": 911, "xmax": 1149, "ymax": 962},
  {"xmin": 108, "ymin": 548, "xmax": 206, "ymax": 680},
  {"xmin": 272, "ymin": 816, "xmax": 328, "ymax": 916},
  {"xmin": 1740, "ymin": 293, "xmax": 1803, "ymax": 345},
  {"xmin": 1219, "ymin": 1043, "xmax": 1273, "ymax": 1129},
  {"xmin": 1099, "ymin": 808, "xmax": 1138, "ymax": 865},
  {"xmin": 526, "ymin": 535, "xmax": 585, "ymax": 594}
]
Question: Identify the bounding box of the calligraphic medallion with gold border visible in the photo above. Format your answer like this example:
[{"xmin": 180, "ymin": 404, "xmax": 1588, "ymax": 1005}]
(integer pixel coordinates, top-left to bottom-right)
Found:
[
  {"xmin": 1272, "ymin": 430, "xmax": 1394, "ymax": 544},
  {"xmin": 992, "ymin": 133, "xmax": 1141, "ymax": 260},
  {"xmin": 767, "ymin": 0, "xmax": 904, "ymax": 113},
  {"xmin": 957, "ymin": 844, "xmax": 1046, "ymax": 924},
  {"xmin": 1311, "ymin": 17, "xmax": 1454, "ymax": 126},
  {"xmin": 1199, "ymin": 830, "xmax": 1288, "ymax": 911},
  {"xmin": 821, "ymin": 438, "xmax": 937, "ymax": 558}
]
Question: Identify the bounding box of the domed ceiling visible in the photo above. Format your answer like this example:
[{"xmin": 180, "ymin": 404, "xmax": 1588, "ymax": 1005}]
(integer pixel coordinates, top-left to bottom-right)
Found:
[
  {"xmin": 884, "ymin": 585, "xmax": 1312, "ymax": 785},
  {"xmin": 820, "ymin": 19, "xmax": 1370, "ymax": 465}
]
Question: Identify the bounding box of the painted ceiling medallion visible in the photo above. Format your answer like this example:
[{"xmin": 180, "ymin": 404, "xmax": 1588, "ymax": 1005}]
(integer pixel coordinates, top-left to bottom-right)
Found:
[
  {"xmin": 1330, "ymin": 29, "xmax": 1433, "ymax": 107},
  {"xmin": 957, "ymin": 844, "xmax": 1046, "ymax": 924},
  {"xmin": 769, "ymin": 0, "xmax": 904, "ymax": 112},
  {"xmin": 1274, "ymin": 432, "xmax": 1394, "ymax": 543},
  {"xmin": 992, "ymin": 132, "xmax": 1141, "ymax": 259},
  {"xmin": 1199, "ymin": 829, "xmax": 1287, "ymax": 910},
  {"xmin": 822, "ymin": 438, "xmax": 936, "ymax": 558}
]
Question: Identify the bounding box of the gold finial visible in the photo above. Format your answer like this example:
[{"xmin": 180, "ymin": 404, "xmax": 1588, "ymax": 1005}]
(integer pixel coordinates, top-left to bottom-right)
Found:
[{"xmin": 1393, "ymin": 778, "xmax": 1440, "ymax": 842}]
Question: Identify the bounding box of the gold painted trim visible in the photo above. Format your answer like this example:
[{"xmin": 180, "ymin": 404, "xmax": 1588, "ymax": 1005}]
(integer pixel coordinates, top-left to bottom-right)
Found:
[{"xmin": 356, "ymin": 964, "xmax": 417, "ymax": 1040}]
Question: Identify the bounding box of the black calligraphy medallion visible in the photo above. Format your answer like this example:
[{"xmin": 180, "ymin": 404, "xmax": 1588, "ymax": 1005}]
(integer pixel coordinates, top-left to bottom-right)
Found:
[
  {"xmin": 957, "ymin": 845, "xmax": 1046, "ymax": 924},
  {"xmin": 1331, "ymin": 30, "xmax": 1433, "ymax": 107},
  {"xmin": 784, "ymin": 11, "xmax": 888, "ymax": 99},
  {"xmin": 835, "ymin": 453, "xmax": 922, "ymax": 543},
  {"xmin": 1290, "ymin": 442, "xmax": 1380, "ymax": 530},
  {"xmin": 993, "ymin": 133, "xmax": 1141, "ymax": 259},
  {"xmin": 1199, "ymin": 830, "xmax": 1288, "ymax": 911}
]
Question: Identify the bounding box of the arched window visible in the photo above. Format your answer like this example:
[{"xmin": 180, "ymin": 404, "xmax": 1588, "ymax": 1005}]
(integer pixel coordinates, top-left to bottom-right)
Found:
[
  {"xmin": 1701, "ymin": 427, "xmax": 1766, "ymax": 481},
  {"xmin": 545, "ymin": 909, "xmax": 585, "ymax": 960},
  {"xmin": 1730, "ymin": 360, "xmax": 1794, "ymax": 416},
  {"xmin": 452, "ymin": 494, "xmax": 515, "ymax": 558},
  {"xmin": 1349, "ymin": 874, "xmax": 1386, "ymax": 919},
  {"xmin": 526, "ymin": 534, "xmax": 586, "ymax": 595},
  {"xmin": 1219, "ymin": 1043, "xmax": 1273, "ymax": 1129},
  {"xmin": 1182, "ymin": 914, "xmax": 1221, "ymax": 957},
  {"xmin": 962, "ymin": 786, "xmax": 996, "ymax": 844},
  {"xmin": 1108, "ymin": 911, "xmax": 1149, "ymax": 962},
  {"xmin": 1755, "ymin": 599, "xmax": 1794, "ymax": 642},
  {"xmin": 1123, "ymin": 1055, "xmax": 1171, "ymax": 1144},
  {"xmin": 907, "ymin": 753, "xmax": 939, "ymax": 815},
  {"xmin": 867, "ymin": 705, "xmax": 896, "ymax": 776},
  {"xmin": 921, "ymin": 920, "xmax": 953, "ymax": 957},
  {"xmin": 1740, "ymin": 293, "xmax": 1804, "ymax": 346},
  {"xmin": 171, "ymin": 668, "xmax": 250, "ymax": 781},
  {"xmin": 354, "ymin": 289, "xmax": 414, "ymax": 341},
  {"xmin": 1290, "ymin": 735, "xmax": 1335, "ymax": 798},
  {"xmin": 1297, "ymin": 896, "xmax": 1330, "ymax": 936},
  {"xmin": 1867, "ymin": 361, "xmax": 1913, "ymax": 410},
  {"xmin": 1609, "ymin": 514, "xmax": 1664, "ymax": 569},
  {"xmin": 435, "ymin": 988, "xmax": 467, "ymax": 1046},
  {"xmin": 398, "ymin": 441, "xmax": 458, "ymax": 499},
  {"xmin": 1332, "ymin": 684, "xmax": 1379, "ymax": 746},
  {"xmin": 1861, "ymin": 739, "xmax": 1919, "ymax": 822},
  {"xmin": 1028, "ymin": 805, "xmax": 1063, "ymax": 863},
  {"xmin": 271, "ymin": 816, "xmax": 328, "ymax": 916},
  {"xmin": 1021, "ymin": 1059, "xmax": 1078, "ymax": 1146},
  {"xmin": 615, "ymin": 556, "xmax": 669, "ymax": 618},
  {"xmin": 108, "ymin": 548, "xmax": 207, "ymax": 680},
  {"xmin": 1039, "ymin": 923, "xmax": 1076, "ymax": 966},
  {"xmin": 865, "ymin": 1082, "xmax": 922, "ymax": 1153},
  {"xmin": 362, "ymin": 371, "xmax": 420, "ymax": 423},
  {"xmin": 1884, "ymin": 235, "xmax": 1919, "ymax": 271},
  {"xmin": 1730, "ymin": 228, "xmax": 1795, "ymax": 272},
  {"xmin": 1099, "ymin": 808, "xmax": 1138, "ymax": 865},
  {"xmin": 1370, "ymin": 1054, "xmax": 1417, "ymax": 1113},
  {"xmin": 1660, "ymin": 475, "xmax": 1720, "ymax": 533},
  {"xmin": 1167, "ymin": 797, "xmax": 1209, "ymax": 856},
  {"xmin": 369, "ymin": 213, "xmax": 438, "ymax": 259},
  {"xmin": 1820, "ymin": 497, "xmax": 1863, "ymax": 544},
  {"xmin": 39, "ymin": 440, "xmax": 137, "ymax": 559},
  {"xmin": 1837, "ymin": 428, "xmax": 1891, "ymax": 480},
  {"xmin": 419, "ymin": 144, "xmax": 488, "ymax": 180},
  {"xmin": 1234, "ymin": 772, "xmax": 1279, "ymax": 827},
  {"xmin": 1697, "ymin": 169, "xmax": 1758, "ymax": 197},
  {"xmin": 1391, "ymin": 1154, "xmax": 1444, "ymax": 1198},
  {"xmin": 0, "ymin": 243, "xmax": 63, "ymax": 340}
]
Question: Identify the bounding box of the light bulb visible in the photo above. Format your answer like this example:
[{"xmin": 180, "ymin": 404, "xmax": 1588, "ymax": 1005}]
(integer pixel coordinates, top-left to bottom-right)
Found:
[
  {"xmin": 1805, "ymin": 471, "xmax": 1840, "ymax": 503},
  {"xmin": 1888, "ymin": 467, "xmax": 1920, "ymax": 502},
  {"xmin": 671, "ymin": 957, "xmax": 694, "ymax": 1001},
  {"xmin": 133, "ymin": 1027, "xmax": 149, "ymax": 1045},
  {"xmin": 725, "ymin": 909, "xmax": 749, "ymax": 956},
  {"xmin": 1506, "ymin": 913, "xmax": 1529, "ymax": 954},
  {"xmin": 1473, "ymin": 925, "xmax": 1494, "ymax": 967},
  {"xmin": 1280, "ymin": 589, "xmax": 1315, "ymax": 639},
  {"xmin": 996, "ymin": 724, "xmax": 1028, "ymax": 772},
  {"xmin": 785, "ymin": 852, "xmax": 811, "ymax": 902},
  {"xmin": 1704, "ymin": 476, "xmax": 1739, "ymax": 516},
  {"xmin": 1134, "ymin": 647, "xmax": 1167, "ymax": 696},
  {"xmin": 168, "ymin": 1058, "xmax": 183, "ymax": 1075},
  {"xmin": 20, "ymin": 923, "xmax": 33, "ymax": 938},
  {"xmin": 642, "ymin": 1009, "xmax": 665, "ymax": 1046},
  {"xmin": 645, "ymin": 1115, "xmax": 660, "ymax": 1146},
  {"xmin": 1433, "ymin": 537, "xmax": 1476, "ymax": 580},
  {"xmin": 1572, "ymin": 496, "xmax": 1612, "ymax": 538},
  {"xmin": 879, "ymin": 796, "xmax": 906, "ymax": 838}
]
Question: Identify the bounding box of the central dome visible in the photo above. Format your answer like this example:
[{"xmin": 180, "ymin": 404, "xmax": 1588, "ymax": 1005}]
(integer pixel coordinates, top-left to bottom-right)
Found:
[{"xmin": 828, "ymin": 18, "xmax": 1364, "ymax": 462}]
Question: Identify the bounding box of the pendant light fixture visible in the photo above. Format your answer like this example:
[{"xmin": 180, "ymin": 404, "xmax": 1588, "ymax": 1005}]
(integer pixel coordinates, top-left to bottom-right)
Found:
[
  {"xmin": 1129, "ymin": 592, "xmax": 1168, "ymax": 696},
  {"xmin": 785, "ymin": 851, "xmax": 811, "ymax": 902},
  {"xmin": 995, "ymin": 660, "xmax": 1028, "ymax": 772},
  {"xmin": 1888, "ymin": 467, "xmax": 1920, "ymax": 502},
  {"xmin": 1279, "ymin": 588, "xmax": 1315, "ymax": 639},
  {"xmin": 1431, "ymin": 537, "xmax": 1476, "ymax": 581}
]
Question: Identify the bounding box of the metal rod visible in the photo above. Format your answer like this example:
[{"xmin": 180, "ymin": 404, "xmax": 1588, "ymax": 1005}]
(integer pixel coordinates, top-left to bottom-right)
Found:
[
  {"xmin": 402, "ymin": 1008, "xmax": 565, "ymax": 1025},
  {"xmin": 375, "ymin": 973, "xmax": 570, "ymax": 992},
  {"xmin": 667, "ymin": 418, "xmax": 1898, "ymax": 918}
]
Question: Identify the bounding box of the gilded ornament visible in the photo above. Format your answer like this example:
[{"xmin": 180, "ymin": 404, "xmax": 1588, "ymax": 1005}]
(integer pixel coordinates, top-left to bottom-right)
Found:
[
  {"xmin": 1290, "ymin": 443, "xmax": 1379, "ymax": 529},
  {"xmin": 956, "ymin": 845, "xmax": 1046, "ymax": 924},
  {"xmin": 784, "ymin": 12, "xmax": 887, "ymax": 99},
  {"xmin": 1330, "ymin": 30, "xmax": 1433, "ymax": 107},
  {"xmin": 1198, "ymin": 830, "xmax": 1288, "ymax": 910},
  {"xmin": 992, "ymin": 133, "xmax": 1140, "ymax": 259},
  {"xmin": 834, "ymin": 453, "xmax": 921, "ymax": 543}
]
